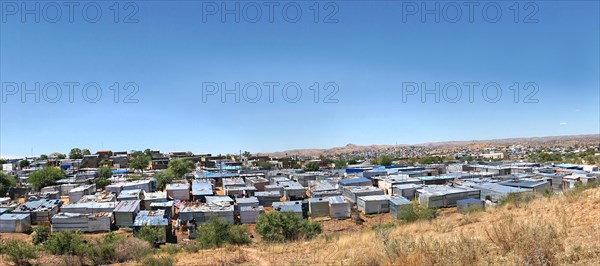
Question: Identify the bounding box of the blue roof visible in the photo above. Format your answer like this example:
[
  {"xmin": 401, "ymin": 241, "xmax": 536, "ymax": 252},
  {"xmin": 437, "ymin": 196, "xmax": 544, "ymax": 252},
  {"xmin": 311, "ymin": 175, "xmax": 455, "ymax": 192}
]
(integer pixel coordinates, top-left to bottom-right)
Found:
[
  {"xmin": 196, "ymin": 173, "xmax": 239, "ymax": 179},
  {"xmin": 339, "ymin": 177, "xmax": 371, "ymax": 186}
]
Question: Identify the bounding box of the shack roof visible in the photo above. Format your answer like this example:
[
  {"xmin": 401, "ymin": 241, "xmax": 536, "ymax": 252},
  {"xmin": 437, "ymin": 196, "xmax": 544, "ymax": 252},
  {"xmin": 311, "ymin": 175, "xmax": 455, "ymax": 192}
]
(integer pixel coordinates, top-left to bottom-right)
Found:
[
  {"xmin": 0, "ymin": 213, "xmax": 30, "ymax": 220},
  {"xmin": 205, "ymin": 196, "xmax": 234, "ymax": 204},
  {"xmin": 389, "ymin": 196, "xmax": 411, "ymax": 206},
  {"xmin": 417, "ymin": 185, "xmax": 479, "ymax": 196},
  {"xmin": 235, "ymin": 197, "xmax": 259, "ymax": 204},
  {"xmin": 339, "ymin": 177, "xmax": 371, "ymax": 186},
  {"xmin": 133, "ymin": 210, "xmax": 168, "ymax": 226},
  {"xmin": 113, "ymin": 200, "xmax": 141, "ymax": 213},
  {"xmin": 14, "ymin": 199, "xmax": 61, "ymax": 212}
]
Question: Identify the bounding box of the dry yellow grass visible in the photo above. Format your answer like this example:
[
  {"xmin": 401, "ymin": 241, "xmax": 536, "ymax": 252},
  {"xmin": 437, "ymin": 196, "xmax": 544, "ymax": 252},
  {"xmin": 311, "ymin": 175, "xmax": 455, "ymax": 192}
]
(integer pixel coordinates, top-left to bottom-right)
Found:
[
  {"xmin": 144, "ymin": 188, "xmax": 600, "ymax": 266},
  {"xmin": 2, "ymin": 188, "xmax": 599, "ymax": 266}
]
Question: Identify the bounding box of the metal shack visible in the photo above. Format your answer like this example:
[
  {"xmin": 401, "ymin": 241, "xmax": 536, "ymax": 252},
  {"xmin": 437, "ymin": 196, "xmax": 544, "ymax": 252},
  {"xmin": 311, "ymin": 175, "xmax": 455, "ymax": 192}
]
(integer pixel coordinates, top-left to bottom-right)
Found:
[
  {"xmin": 417, "ymin": 186, "xmax": 481, "ymax": 208},
  {"xmin": 150, "ymin": 201, "xmax": 174, "ymax": 220},
  {"xmin": 191, "ymin": 180, "xmax": 213, "ymax": 202},
  {"xmin": 133, "ymin": 210, "xmax": 169, "ymax": 243},
  {"xmin": 143, "ymin": 191, "xmax": 167, "ymax": 210},
  {"xmin": 392, "ymin": 184, "xmax": 422, "ymax": 199},
  {"xmin": 179, "ymin": 202, "xmax": 235, "ymax": 224},
  {"xmin": 379, "ymin": 176, "xmax": 422, "ymax": 195},
  {"xmin": 357, "ymin": 195, "xmax": 391, "ymax": 214},
  {"xmin": 239, "ymin": 206, "xmax": 264, "ymax": 224},
  {"xmin": 68, "ymin": 184, "xmax": 96, "ymax": 203},
  {"xmin": 280, "ymin": 181, "xmax": 306, "ymax": 200},
  {"xmin": 117, "ymin": 189, "xmax": 143, "ymax": 201},
  {"xmin": 166, "ymin": 183, "xmax": 190, "ymax": 201},
  {"xmin": 61, "ymin": 202, "xmax": 118, "ymax": 214},
  {"xmin": 308, "ymin": 198, "xmax": 330, "ymax": 218},
  {"xmin": 205, "ymin": 196, "xmax": 234, "ymax": 204},
  {"xmin": 121, "ymin": 180, "xmax": 154, "ymax": 193},
  {"xmin": 77, "ymin": 192, "xmax": 116, "ymax": 203},
  {"xmin": 254, "ymin": 191, "xmax": 281, "ymax": 207},
  {"xmin": 105, "ymin": 183, "xmax": 124, "ymax": 194},
  {"xmin": 245, "ymin": 176, "xmax": 269, "ymax": 191},
  {"xmin": 462, "ymin": 182, "xmax": 529, "ymax": 202},
  {"xmin": 499, "ymin": 179, "xmax": 551, "ymax": 193},
  {"xmin": 0, "ymin": 213, "xmax": 31, "ymax": 232},
  {"xmin": 272, "ymin": 201, "xmax": 303, "ymax": 217},
  {"xmin": 328, "ymin": 196, "xmax": 351, "ymax": 219},
  {"xmin": 222, "ymin": 177, "xmax": 246, "ymax": 189},
  {"xmin": 113, "ymin": 200, "xmax": 141, "ymax": 227},
  {"xmin": 309, "ymin": 181, "xmax": 340, "ymax": 198},
  {"xmin": 343, "ymin": 186, "xmax": 385, "ymax": 203},
  {"xmin": 293, "ymin": 173, "xmax": 319, "ymax": 187},
  {"xmin": 234, "ymin": 197, "xmax": 259, "ymax": 215},
  {"xmin": 12, "ymin": 199, "xmax": 62, "ymax": 224},
  {"xmin": 51, "ymin": 212, "xmax": 113, "ymax": 232},
  {"xmin": 339, "ymin": 177, "xmax": 373, "ymax": 187},
  {"xmin": 389, "ymin": 196, "xmax": 412, "ymax": 218},
  {"xmin": 264, "ymin": 184, "xmax": 284, "ymax": 195},
  {"xmin": 225, "ymin": 186, "xmax": 258, "ymax": 198}
]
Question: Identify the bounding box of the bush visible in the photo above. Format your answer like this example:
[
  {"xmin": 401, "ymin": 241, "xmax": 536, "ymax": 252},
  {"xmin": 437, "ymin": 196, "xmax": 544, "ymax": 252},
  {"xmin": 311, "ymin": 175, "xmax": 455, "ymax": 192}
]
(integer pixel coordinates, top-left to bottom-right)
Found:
[
  {"xmin": 32, "ymin": 225, "xmax": 50, "ymax": 245},
  {"xmin": 197, "ymin": 216, "xmax": 251, "ymax": 248},
  {"xmin": 44, "ymin": 230, "xmax": 90, "ymax": 256},
  {"xmin": 256, "ymin": 211, "xmax": 322, "ymax": 242},
  {"xmin": 135, "ymin": 225, "xmax": 165, "ymax": 247},
  {"xmin": 300, "ymin": 220, "xmax": 322, "ymax": 239},
  {"xmin": 0, "ymin": 240, "xmax": 37, "ymax": 266},
  {"xmin": 142, "ymin": 255, "xmax": 175, "ymax": 266},
  {"xmin": 396, "ymin": 202, "xmax": 437, "ymax": 223},
  {"xmin": 498, "ymin": 192, "xmax": 538, "ymax": 207},
  {"xmin": 114, "ymin": 237, "xmax": 152, "ymax": 262}
]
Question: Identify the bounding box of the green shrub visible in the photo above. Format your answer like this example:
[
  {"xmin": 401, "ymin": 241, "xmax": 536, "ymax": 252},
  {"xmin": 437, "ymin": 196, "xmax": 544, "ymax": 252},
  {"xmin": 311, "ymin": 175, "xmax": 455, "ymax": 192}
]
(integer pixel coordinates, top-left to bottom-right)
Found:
[
  {"xmin": 162, "ymin": 244, "xmax": 182, "ymax": 255},
  {"xmin": 32, "ymin": 225, "xmax": 50, "ymax": 245},
  {"xmin": 0, "ymin": 240, "xmax": 37, "ymax": 266},
  {"xmin": 44, "ymin": 230, "xmax": 90, "ymax": 256},
  {"xmin": 142, "ymin": 255, "xmax": 175, "ymax": 266},
  {"xmin": 300, "ymin": 220, "xmax": 322, "ymax": 239},
  {"xmin": 396, "ymin": 202, "xmax": 437, "ymax": 223},
  {"xmin": 135, "ymin": 225, "xmax": 166, "ymax": 247},
  {"xmin": 498, "ymin": 192, "xmax": 538, "ymax": 207},
  {"xmin": 371, "ymin": 221, "xmax": 397, "ymax": 231},
  {"xmin": 256, "ymin": 211, "xmax": 322, "ymax": 242},
  {"xmin": 197, "ymin": 216, "xmax": 251, "ymax": 248}
]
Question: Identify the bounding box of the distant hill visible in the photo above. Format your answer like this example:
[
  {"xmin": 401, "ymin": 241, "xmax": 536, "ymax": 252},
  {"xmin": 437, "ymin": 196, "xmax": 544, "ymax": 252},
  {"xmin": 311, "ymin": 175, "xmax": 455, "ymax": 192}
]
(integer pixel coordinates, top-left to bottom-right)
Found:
[{"xmin": 267, "ymin": 134, "xmax": 599, "ymax": 157}]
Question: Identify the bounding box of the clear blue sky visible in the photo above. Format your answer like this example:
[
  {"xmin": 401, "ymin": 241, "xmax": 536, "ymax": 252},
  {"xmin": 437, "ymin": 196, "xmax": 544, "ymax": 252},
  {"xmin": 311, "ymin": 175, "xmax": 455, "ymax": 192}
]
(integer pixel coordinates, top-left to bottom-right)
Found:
[{"xmin": 1, "ymin": 1, "xmax": 599, "ymax": 158}]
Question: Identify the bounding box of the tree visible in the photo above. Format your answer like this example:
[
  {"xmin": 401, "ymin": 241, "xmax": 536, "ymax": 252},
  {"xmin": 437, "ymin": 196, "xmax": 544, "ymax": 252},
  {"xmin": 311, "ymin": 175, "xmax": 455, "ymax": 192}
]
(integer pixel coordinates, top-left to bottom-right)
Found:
[
  {"xmin": 334, "ymin": 158, "xmax": 347, "ymax": 169},
  {"xmin": 0, "ymin": 172, "xmax": 16, "ymax": 195},
  {"xmin": 135, "ymin": 225, "xmax": 165, "ymax": 247},
  {"xmin": 28, "ymin": 167, "xmax": 65, "ymax": 191},
  {"xmin": 69, "ymin": 148, "xmax": 83, "ymax": 159},
  {"xmin": 377, "ymin": 155, "xmax": 394, "ymax": 166},
  {"xmin": 0, "ymin": 159, "xmax": 6, "ymax": 165},
  {"xmin": 39, "ymin": 154, "xmax": 48, "ymax": 160},
  {"xmin": 82, "ymin": 149, "xmax": 91, "ymax": 156},
  {"xmin": 256, "ymin": 160, "xmax": 274, "ymax": 170},
  {"xmin": 97, "ymin": 166, "xmax": 112, "ymax": 179},
  {"xmin": 0, "ymin": 240, "xmax": 37, "ymax": 266},
  {"xmin": 129, "ymin": 151, "xmax": 151, "ymax": 175},
  {"xmin": 196, "ymin": 216, "xmax": 250, "ymax": 248},
  {"xmin": 32, "ymin": 225, "xmax": 50, "ymax": 245},
  {"xmin": 94, "ymin": 178, "xmax": 111, "ymax": 190},
  {"xmin": 19, "ymin": 160, "xmax": 30, "ymax": 168},
  {"xmin": 154, "ymin": 170, "xmax": 174, "ymax": 191},
  {"xmin": 143, "ymin": 149, "xmax": 153, "ymax": 158},
  {"xmin": 167, "ymin": 159, "xmax": 195, "ymax": 179},
  {"xmin": 303, "ymin": 162, "xmax": 320, "ymax": 172},
  {"xmin": 256, "ymin": 211, "xmax": 321, "ymax": 242}
]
